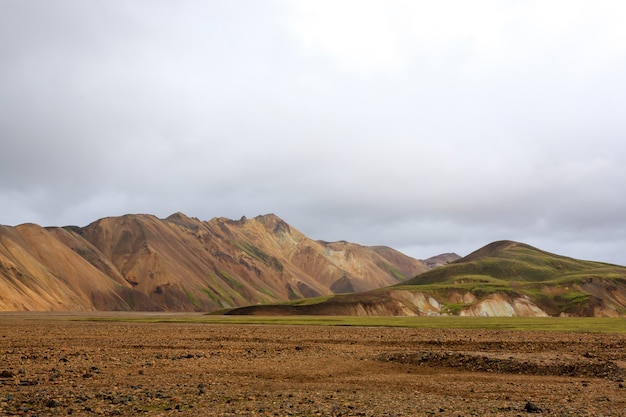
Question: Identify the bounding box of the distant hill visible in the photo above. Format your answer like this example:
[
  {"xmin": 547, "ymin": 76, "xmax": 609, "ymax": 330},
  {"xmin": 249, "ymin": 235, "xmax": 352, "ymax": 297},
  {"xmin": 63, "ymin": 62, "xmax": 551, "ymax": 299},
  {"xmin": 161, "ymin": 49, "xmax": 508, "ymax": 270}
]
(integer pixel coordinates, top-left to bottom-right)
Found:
[
  {"xmin": 224, "ymin": 240, "xmax": 626, "ymax": 317},
  {"xmin": 0, "ymin": 213, "xmax": 432, "ymax": 311}
]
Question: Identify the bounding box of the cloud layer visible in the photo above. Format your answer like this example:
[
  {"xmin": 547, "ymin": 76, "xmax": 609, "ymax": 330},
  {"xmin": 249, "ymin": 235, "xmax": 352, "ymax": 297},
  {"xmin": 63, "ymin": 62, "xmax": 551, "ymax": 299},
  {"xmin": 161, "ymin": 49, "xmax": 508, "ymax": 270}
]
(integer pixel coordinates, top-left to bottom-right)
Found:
[{"xmin": 1, "ymin": 0, "xmax": 625, "ymax": 264}]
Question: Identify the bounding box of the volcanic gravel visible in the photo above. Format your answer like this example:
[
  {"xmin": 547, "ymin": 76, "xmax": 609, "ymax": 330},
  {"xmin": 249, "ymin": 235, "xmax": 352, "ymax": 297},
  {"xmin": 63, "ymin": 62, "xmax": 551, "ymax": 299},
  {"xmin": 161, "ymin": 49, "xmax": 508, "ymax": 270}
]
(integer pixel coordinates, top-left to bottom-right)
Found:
[{"xmin": 1, "ymin": 314, "xmax": 625, "ymax": 416}]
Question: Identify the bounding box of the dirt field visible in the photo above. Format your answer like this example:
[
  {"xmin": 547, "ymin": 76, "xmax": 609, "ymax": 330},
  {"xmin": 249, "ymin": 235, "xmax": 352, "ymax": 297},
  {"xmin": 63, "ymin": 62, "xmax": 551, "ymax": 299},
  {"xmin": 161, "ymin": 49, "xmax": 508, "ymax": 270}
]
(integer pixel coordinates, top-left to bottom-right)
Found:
[{"xmin": 1, "ymin": 314, "xmax": 625, "ymax": 416}]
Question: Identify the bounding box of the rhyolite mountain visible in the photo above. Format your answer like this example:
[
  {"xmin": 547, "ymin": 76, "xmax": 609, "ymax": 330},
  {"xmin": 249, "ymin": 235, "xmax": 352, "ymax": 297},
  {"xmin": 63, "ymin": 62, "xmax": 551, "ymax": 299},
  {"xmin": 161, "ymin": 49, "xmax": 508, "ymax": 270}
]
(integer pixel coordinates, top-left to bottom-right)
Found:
[
  {"xmin": 0, "ymin": 213, "xmax": 441, "ymax": 311},
  {"xmin": 224, "ymin": 240, "xmax": 626, "ymax": 317}
]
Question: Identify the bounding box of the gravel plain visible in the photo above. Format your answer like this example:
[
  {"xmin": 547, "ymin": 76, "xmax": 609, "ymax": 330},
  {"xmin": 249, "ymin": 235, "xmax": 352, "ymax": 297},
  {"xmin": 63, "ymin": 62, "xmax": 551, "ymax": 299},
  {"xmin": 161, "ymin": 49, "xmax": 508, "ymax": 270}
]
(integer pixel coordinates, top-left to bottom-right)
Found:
[{"xmin": 1, "ymin": 314, "xmax": 625, "ymax": 416}]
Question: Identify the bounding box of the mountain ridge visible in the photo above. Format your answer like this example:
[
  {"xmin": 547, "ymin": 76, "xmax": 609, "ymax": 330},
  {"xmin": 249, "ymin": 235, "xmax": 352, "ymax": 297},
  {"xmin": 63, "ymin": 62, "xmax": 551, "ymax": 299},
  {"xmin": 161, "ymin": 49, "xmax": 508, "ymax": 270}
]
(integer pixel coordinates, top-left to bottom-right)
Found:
[
  {"xmin": 0, "ymin": 212, "xmax": 438, "ymax": 312},
  {"xmin": 6, "ymin": 214, "xmax": 623, "ymax": 317}
]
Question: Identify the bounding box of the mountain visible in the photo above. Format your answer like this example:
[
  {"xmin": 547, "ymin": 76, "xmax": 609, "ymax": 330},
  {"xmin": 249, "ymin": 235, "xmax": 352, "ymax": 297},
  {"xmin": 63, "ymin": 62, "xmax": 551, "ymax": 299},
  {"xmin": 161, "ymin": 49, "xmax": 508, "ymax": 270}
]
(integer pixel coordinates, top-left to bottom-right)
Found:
[
  {"xmin": 224, "ymin": 240, "xmax": 626, "ymax": 317},
  {"xmin": 0, "ymin": 213, "xmax": 431, "ymax": 311}
]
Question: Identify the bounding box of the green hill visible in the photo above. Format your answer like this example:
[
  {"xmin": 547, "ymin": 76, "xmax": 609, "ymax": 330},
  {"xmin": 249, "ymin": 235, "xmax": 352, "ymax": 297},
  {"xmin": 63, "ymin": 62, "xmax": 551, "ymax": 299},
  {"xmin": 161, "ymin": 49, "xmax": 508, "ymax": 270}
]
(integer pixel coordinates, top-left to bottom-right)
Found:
[
  {"xmin": 405, "ymin": 240, "xmax": 622, "ymax": 287},
  {"xmin": 395, "ymin": 240, "xmax": 626, "ymax": 316},
  {"xmin": 225, "ymin": 240, "xmax": 626, "ymax": 317}
]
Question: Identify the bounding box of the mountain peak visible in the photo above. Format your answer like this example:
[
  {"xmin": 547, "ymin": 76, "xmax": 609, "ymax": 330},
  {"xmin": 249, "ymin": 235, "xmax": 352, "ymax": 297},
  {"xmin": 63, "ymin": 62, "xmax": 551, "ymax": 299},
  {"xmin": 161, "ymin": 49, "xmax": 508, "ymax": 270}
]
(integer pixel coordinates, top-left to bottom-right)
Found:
[
  {"xmin": 252, "ymin": 213, "xmax": 291, "ymax": 234},
  {"xmin": 166, "ymin": 212, "xmax": 191, "ymax": 221},
  {"xmin": 458, "ymin": 240, "xmax": 526, "ymax": 262},
  {"xmin": 253, "ymin": 213, "xmax": 282, "ymax": 222},
  {"xmin": 165, "ymin": 212, "xmax": 203, "ymax": 230}
]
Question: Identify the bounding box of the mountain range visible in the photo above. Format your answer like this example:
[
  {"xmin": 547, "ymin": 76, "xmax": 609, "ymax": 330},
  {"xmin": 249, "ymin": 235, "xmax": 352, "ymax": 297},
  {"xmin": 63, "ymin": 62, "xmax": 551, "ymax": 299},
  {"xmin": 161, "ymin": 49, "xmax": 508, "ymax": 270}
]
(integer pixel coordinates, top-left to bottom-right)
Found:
[
  {"xmin": 2, "ymin": 213, "xmax": 625, "ymax": 317},
  {"xmin": 0, "ymin": 213, "xmax": 446, "ymax": 311},
  {"xmin": 225, "ymin": 240, "xmax": 626, "ymax": 317}
]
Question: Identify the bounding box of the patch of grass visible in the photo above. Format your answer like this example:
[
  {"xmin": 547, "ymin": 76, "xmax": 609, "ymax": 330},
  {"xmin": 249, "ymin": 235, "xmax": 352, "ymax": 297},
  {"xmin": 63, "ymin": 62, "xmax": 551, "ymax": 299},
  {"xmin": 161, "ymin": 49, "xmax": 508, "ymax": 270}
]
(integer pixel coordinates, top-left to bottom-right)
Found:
[
  {"xmin": 200, "ymin": 288, "xmax": 223, "ymax": 308},
  {"xmin": 252, "ymin": 283, "xmax": 279, "ymax": 302},
  {"xmin": 75, "ymin": 314, "xmax": 626, "ymax": 333},
  {"xmin": 281, "ymin": 295, "xmax": 334, "ymax": 306},
  {"xmin": 219, "ymin": 270, "xmax": 244, "ymax": 290},
  {"xmin": 205, "ymin": 271, "xmax": 246, "ymax": 307},
  {"xmin": 441, "ymin": 303, "xmax": 470, "ymax": 315},
  {"xmin": 384, "ymin": 263, "xmax": 407, "ymax": 280},
  {"xmin": 184, "ymin": 288, "xmax": 199, "ymax": 309},
  {"xmin": 235, "ymin": 242, "xmax": 283, "ymax": 271},
  {"xmin": 393, "ymin": 276, "xmax": 512, "ymax": 295},
  {"xmin": 554, "ymin": 291, "xmax": 589, "ymax": 312}
]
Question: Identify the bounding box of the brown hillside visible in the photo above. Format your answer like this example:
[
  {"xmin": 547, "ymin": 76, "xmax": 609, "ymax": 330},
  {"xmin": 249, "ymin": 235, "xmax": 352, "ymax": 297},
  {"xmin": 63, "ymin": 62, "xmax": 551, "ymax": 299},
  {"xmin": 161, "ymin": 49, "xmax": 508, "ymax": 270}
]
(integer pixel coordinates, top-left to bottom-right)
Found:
[
  {"xmin": 0, "ymin": 213, "xmax": 428, "ymax": 312},
  {"xmin": 423, "ymin": 252, "xmax": 461, "ymax": 268},
  {"xmin": 0, "ymin": 224, "xmax": 133, "ymax": 311}
]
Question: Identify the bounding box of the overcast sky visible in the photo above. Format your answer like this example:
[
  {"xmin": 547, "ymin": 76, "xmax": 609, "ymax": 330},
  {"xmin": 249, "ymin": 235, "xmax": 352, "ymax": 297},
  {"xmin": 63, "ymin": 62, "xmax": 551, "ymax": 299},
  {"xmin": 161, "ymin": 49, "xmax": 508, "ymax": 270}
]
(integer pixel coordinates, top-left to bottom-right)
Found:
[{"xmin": 1, "ymin": 1, "xmax": 625, "ymax": 264}]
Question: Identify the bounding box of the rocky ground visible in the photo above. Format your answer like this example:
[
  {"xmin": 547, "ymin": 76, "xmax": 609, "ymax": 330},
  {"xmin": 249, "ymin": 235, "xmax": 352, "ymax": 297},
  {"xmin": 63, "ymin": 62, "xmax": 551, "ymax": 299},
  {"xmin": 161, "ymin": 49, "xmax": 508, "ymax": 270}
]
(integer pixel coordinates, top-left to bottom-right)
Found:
[{"xmin": 1, "ymin": 314, "xmax": 625, "ymax": 416}]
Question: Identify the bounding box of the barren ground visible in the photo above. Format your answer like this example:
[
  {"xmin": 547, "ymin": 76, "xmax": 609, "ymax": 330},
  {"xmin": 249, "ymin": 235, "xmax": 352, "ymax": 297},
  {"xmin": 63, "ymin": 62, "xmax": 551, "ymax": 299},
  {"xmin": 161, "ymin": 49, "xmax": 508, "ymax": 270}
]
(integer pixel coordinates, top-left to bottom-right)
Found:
[{"xmin": 1, "ymin": 314, "xmax": 625, "ymax": 416}]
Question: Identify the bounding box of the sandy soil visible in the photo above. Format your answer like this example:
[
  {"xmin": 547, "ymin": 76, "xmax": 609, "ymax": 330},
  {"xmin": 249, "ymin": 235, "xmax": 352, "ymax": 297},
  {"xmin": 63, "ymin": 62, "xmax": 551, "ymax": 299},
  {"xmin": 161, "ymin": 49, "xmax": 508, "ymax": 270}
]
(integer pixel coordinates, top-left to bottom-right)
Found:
[{"xmin": 1, "ymin": 314, "xmax": 625, "ymax": 416}]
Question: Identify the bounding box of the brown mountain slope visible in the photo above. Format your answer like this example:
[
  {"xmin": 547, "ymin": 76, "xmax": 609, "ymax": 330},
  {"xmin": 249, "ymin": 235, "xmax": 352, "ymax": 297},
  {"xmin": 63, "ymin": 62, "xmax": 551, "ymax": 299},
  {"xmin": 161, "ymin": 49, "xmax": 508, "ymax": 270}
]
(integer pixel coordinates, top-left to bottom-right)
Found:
[
  {"xmin": 0, "ymin": 213, "xmax": 430, "ymax": 312},
  {"xmin": 0, "ymin": 224, "xmax": 135, "ymax": 311},
  {"xmin": 423, "ymin": 252, "xmax": 461, "ymax": 268}
]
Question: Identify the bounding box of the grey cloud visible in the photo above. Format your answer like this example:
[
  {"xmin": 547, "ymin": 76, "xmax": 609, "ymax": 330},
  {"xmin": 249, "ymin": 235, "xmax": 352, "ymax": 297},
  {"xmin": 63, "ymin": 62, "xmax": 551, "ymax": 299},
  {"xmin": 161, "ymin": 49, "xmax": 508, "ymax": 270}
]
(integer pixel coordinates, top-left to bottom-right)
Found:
[{"xmin": 1, "ymin": 1, "xmax": 625, "ymax": 265}]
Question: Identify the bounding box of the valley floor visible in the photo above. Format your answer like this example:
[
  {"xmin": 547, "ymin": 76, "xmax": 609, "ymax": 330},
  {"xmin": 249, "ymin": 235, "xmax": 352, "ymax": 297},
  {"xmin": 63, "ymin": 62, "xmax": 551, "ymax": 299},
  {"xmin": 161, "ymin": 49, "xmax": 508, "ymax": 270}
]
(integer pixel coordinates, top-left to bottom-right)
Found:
[{"xmin": 1, "ymin": 314, "xmax": 625, "ymax": 416}]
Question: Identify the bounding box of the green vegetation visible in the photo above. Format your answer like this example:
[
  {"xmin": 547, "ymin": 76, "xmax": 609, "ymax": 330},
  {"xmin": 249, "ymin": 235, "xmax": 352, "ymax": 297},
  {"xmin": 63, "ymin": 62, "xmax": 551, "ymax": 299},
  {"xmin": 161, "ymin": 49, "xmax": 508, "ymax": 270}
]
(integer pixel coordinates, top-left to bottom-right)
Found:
[
  {"xmin": 392, "ymin": 283, "xmax": 601, "ymax": 316},
  {"xmin": 218, "ymin": 269, "xmax": 244, "ymax": 289},
  {"xmin": 441, "ymin": 303, "xmax": 470, "ymax": 315},
  {"xmin": 393, "ymin": 275, "xmax": 512, "ymax": 296},
  {"xmin": 251, "ymin": 283, "xmax": 279, "ymax": 302},
  {"xmin": 194, "ymin": 241, "xmax": 626, "ymax": 320},
  {"xmin": 384, "ymin": 263, "xmax": 408, "ymax": 280},
  {"xmin": 404, "ymin": 242, "xmax": 624, "ymax": 288},
  {"xmin": 75, "ymin": 314, "xmax": 626, "ymax": 333},
  {"xmin": 205, "ymin": 271, "xmax": 247, "ymax": 307},
  {"xmin": 200, "ymin": 288, "xmax": 223, "ymax": 308},
  {"xmin": 281, "ymin": 295, "xmax": 334, "ymax": 306},
  {"xmin": 184, "ymin": 288, "xmax": 199, "ymax": 309},
  {"xmin": 235, "ymin": 242, "xmax": 284, "ymax": 271},
  {"xmin": 386, "ymin": 242, "xmax": 626, "ymax": 315},
  {"xmin": 554, "ymin": 291, "xmax": 590, "ymax": 311}
]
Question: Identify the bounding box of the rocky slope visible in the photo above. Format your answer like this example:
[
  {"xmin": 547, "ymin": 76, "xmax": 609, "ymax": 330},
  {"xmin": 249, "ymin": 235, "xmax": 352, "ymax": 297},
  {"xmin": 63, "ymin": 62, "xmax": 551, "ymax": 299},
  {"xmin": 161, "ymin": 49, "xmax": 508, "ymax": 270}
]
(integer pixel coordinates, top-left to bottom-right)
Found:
[
  {"xmin": 0, "ymin": 213, "xmax": 432, "ymax": 311},
  {"xmin": 225, "ymin": 241, "xmax": 626, "ymax": 317}
]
